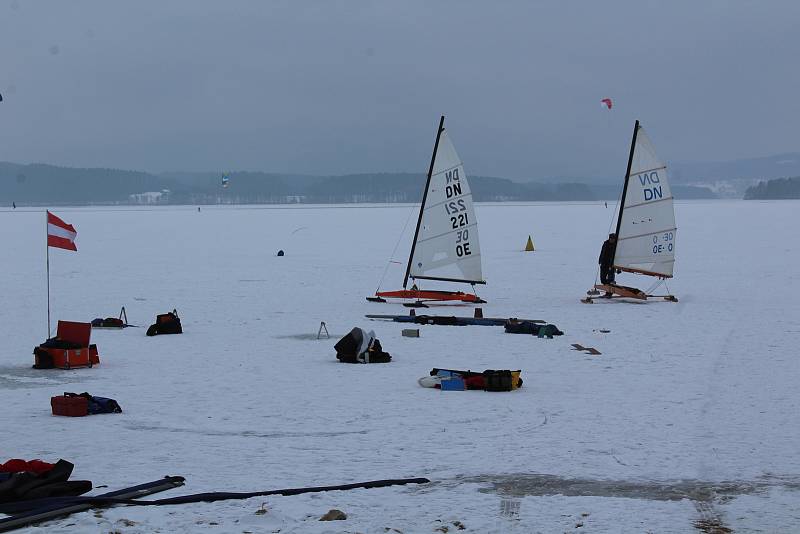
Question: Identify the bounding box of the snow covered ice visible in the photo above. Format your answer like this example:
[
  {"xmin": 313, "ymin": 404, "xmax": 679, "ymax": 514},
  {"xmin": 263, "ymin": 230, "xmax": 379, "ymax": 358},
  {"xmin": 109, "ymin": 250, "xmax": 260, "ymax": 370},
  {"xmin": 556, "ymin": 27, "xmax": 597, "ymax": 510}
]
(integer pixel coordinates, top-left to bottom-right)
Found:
[{"xmin": 1, "ymin": 200, "xmax": 799, "ymax": 532}]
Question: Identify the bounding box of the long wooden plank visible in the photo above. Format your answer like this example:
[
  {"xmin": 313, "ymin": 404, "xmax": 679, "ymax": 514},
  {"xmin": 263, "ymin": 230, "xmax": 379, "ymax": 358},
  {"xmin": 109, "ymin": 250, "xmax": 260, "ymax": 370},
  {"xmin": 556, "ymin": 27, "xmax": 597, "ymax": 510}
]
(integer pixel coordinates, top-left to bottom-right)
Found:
[{"xmin": 594, "ymin": 284, "xmax": 647, "ymax": 300}]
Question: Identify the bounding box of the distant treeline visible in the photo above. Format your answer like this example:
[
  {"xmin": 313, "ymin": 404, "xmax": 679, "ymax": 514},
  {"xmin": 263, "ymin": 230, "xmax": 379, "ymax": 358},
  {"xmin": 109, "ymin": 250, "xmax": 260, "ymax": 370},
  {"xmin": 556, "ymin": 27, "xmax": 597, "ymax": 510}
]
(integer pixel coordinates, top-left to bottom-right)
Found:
[
  {"xmin": 0, "ymin": 162, "xmax": 716, "ymax": 206},
  {"xmin": 744, "ymin": 177, "xmax": 800, "ymax": 200}
]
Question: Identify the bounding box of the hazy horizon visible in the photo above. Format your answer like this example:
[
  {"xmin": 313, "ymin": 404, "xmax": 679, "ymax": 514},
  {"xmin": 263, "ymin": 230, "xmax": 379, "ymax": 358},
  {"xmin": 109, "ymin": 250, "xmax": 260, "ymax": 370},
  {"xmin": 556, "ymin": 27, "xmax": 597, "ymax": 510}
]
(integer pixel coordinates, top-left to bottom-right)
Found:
[{"xmin": 1, "ymin": 1, "xmax": 798, "ymax": 181}]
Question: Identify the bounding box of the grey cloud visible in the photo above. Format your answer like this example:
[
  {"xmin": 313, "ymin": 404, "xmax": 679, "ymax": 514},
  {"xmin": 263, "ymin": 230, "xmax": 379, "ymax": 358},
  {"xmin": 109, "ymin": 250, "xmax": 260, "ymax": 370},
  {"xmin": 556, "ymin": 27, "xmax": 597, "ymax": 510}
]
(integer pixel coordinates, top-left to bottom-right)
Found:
[{"xmin": 0, "ymin": 0, "xmax": 798, "ymax": 180}]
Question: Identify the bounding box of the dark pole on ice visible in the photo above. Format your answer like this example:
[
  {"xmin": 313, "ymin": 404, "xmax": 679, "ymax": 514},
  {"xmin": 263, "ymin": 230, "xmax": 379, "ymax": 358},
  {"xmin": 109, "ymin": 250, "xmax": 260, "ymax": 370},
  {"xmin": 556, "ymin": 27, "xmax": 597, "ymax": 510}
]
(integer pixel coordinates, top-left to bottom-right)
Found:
[
  {"xmin": 611, "ymin": 120, "xmax": 640, "ymax": 263},
  {"xmin": 403, "ymin": 115, "xmax": 445, "ymax": 290},
  {"xmin": 46, "ymin": 212, "xmax": 51, "ymax": 337}
]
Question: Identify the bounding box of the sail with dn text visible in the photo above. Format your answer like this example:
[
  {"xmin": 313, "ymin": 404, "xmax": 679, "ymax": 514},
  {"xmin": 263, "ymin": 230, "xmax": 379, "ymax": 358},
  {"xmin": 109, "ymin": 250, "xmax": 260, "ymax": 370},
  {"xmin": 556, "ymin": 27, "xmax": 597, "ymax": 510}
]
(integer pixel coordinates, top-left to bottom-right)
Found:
[
  {"xmin": 408, "ymin": 129, "xmax": 484, "ymax": 284},
  {"xmin": 613, "ymin": 125, "xmax": 676, "ymax": 278}
]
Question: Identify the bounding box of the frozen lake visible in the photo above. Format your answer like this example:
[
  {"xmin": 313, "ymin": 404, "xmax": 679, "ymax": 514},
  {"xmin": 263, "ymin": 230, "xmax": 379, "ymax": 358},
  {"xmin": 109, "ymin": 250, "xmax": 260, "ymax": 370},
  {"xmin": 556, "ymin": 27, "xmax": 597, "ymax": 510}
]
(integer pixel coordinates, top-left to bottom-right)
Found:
[{"xmin": 1, "ymin": 200, "xmax": 799, "ymax": 532}]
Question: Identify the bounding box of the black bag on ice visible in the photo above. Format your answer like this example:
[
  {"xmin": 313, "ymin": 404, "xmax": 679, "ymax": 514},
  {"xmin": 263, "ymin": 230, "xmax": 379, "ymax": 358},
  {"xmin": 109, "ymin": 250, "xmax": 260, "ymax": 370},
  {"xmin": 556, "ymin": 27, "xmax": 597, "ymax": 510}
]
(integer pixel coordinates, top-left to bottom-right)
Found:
[
  {"xmin": 483, "ymin": 370, "xmax": 513, "ymax": 392},
  {"xmin": 146, "ymin": 311, "xmax": 182, "ymax": 336}
]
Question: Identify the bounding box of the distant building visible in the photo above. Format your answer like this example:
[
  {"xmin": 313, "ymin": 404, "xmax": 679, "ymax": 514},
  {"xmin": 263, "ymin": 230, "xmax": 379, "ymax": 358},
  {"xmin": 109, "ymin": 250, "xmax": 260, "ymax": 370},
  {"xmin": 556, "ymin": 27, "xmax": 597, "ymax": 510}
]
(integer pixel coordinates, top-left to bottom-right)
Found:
[{"xmin": 129, "ymin": 189, "xmax": 171, "ymax": 205}]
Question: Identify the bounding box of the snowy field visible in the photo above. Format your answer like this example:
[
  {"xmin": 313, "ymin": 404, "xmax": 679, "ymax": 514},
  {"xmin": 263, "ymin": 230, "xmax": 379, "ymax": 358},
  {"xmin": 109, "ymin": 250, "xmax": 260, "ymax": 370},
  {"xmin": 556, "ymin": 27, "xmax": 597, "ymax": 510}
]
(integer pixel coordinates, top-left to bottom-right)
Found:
[{"xmin": 1, "ymin": 200, "xmax": 799, "ymax": 533}]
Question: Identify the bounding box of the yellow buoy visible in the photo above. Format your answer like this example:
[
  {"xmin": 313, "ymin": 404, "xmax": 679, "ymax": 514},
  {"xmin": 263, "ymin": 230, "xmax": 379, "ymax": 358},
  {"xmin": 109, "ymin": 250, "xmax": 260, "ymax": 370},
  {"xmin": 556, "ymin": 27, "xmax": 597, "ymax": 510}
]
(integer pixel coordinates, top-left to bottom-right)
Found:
[{"xmin": 525, "ymin": 235, "xmax": 535, "ymax": 251}]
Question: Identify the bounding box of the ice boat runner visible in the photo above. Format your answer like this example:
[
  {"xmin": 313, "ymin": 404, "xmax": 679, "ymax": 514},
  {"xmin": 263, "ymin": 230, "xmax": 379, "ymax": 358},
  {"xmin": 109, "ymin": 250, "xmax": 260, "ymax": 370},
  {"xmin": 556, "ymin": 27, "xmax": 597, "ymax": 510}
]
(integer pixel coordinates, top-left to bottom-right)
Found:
[
  {"xmin": 583, "ymin": 120, "xmax": 677, "ymax": 303},
  {"xmin": 368, "ymin": 116, "xmax": 486, "ymax": 306}
]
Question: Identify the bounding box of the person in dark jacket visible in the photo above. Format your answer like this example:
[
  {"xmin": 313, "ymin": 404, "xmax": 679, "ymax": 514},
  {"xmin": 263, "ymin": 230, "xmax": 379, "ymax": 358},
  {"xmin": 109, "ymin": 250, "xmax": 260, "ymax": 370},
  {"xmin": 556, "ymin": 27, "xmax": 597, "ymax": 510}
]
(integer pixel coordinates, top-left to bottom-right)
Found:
[{"xmin": 598, "ymin": 234, "xmax": 617, "ymax": 285}]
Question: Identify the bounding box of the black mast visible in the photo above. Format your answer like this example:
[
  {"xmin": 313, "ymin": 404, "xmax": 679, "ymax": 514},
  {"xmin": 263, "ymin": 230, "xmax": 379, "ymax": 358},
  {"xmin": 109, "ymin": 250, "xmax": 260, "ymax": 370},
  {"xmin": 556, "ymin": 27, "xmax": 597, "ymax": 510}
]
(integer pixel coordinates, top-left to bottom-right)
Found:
[
  {"xmin": 612, "ymin": 120, "xmax": 640, "ymax": 261},
  {"xmin": 403, "ymin": 115, "xmax": 445, "ymax": 289}
]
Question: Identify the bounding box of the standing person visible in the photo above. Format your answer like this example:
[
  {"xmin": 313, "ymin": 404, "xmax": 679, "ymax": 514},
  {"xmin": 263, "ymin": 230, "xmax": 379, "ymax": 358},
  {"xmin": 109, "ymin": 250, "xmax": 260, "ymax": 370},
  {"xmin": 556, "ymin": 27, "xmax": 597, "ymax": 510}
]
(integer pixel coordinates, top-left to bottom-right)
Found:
[{"xmin": 598, "ymin": 233, "xmax": 617, "ymax": 285}]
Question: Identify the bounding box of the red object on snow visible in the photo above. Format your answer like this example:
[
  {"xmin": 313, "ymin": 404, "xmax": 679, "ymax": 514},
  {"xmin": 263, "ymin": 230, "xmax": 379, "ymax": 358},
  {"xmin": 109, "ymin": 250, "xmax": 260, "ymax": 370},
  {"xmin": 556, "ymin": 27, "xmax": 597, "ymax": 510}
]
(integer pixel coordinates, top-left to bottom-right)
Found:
[
  {"xmin": 374, "ymin": 289, "xmax": 484, "ymax": 303},
  {"xmin": 47, "ymin": 211, "xmax": 77, "ymax": 251},
  {"xmin": 462, "ymin": 375, "xmax": 486, "ymax": 390},
  {"xmin": 34, "ymin": 345, "xmax": 99, "ymax": 369},
  {"xmin": 33, "ymin": 321, "xmax": 100, "ymax": 370},
  {"xmin": 51, "ymin": 395, "xmax": 89, "ymax": 417},
  {"xmin": 601, "ymin": 97, "xmax": 613, "ymax": 110},
  {"xmin": 0, "ymin": 459, "xmax": 56, "ymax": 473},
  {"xmin": 57, "ymin": 321, "xmax": 92, "ymax": 347}
]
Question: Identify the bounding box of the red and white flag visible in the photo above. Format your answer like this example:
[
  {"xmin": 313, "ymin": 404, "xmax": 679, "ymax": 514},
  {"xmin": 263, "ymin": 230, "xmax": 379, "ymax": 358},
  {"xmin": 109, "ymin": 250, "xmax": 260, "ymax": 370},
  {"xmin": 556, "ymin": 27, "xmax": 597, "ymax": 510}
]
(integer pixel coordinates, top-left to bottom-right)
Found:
[{"xmin": 47, "ymin": 211, "xmax": 77, "ymax": 251}]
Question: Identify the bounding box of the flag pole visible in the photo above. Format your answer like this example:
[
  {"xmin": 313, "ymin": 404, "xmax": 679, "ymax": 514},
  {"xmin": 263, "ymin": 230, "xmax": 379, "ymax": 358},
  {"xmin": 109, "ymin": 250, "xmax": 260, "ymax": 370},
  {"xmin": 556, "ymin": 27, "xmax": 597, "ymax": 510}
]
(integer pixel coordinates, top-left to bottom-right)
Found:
[{"xmin": 46, "ymin": 211, "xmax": 51, "ymax": 337}]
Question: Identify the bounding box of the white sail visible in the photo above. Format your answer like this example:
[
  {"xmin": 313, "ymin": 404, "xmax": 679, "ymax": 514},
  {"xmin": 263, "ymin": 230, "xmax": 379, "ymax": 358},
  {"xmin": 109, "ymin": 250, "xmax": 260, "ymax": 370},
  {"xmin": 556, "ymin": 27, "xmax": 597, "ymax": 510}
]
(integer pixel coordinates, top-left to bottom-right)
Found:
[
  {"xmin": 613, "ymin": 125, "xmax": 676, "ymax": 278},
  {"xmin": 409, "ymin": 129, "xmax": 484, "ymax": 283}
]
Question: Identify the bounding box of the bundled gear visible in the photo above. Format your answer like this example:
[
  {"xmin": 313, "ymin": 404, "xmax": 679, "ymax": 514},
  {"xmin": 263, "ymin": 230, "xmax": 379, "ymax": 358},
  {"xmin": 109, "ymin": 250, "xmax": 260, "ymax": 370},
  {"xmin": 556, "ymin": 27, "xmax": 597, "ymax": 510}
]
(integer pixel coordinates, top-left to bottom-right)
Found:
[
  {"xmin": 334, "ymin": 327, "xmax": 391, "ymax": 363},
  {"xmin": 0, "ymin": 460, "xmax": 55, "ymax": 475},
  {"xmin": 91, "ymin": 317, "xmax": 124, "ymax": 328},
  {"xmin": 504, "ymin": 319, "xmax": 563, "ymax": 338},
  {"xmin": 51, "ymin": 392, "xmax": 122, "ymax": 417},
  {"xmin": 483, "ymin": 370, "xmax": 515, "ymax": 392},
  {"xmin": 424, "ymin": 368, "xmax": 522, "ymax": 391},
  {"xmin": 146, "ymin": 310, "xmax": 182, "ymax": 336},
  {"xmin": 0, "ymin": 460, "xmax": 92, "ymax": 504},
  {"xmin": 91, "ymin": 307, "xmax": 129, "ymax": 329}
]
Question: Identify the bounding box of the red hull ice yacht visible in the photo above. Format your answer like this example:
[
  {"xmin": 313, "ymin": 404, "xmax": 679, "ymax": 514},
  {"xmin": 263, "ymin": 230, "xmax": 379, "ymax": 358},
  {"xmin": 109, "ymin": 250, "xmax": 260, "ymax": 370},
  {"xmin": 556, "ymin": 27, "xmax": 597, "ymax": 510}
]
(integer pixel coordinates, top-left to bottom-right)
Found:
[{"xmin": 367, "ymin": 116, "xmax": 486, "ymax": 307}]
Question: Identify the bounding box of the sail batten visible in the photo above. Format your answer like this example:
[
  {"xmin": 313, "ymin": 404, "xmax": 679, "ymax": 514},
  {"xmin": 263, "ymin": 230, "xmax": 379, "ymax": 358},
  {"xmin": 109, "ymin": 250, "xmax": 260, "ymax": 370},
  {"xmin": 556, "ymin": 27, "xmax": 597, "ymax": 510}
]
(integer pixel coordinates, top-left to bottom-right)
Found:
[
  {"xmin": 408, "ymin": 128, "xmax": 484, "ymax": 284},
  {"xmin": 416, "ymin": 222, "xmax": 479, "ymax": 245},
  {"xmin": 423, "ymin": 192, "xmax": 475, "ymax": 211},
  {"xmin": 613, "ymin": 124, "xmax": 676, "ymax": 279},
  {"xmin": 615, "ymin": 266, "xmax": 674, "ymax": 278},
  {"xmin": 625, "ymin": 196, "xmax": 673, "ymax": 210},
  {"xmin": 431, "ymin": 163, "xmax": 463, "ymax": 176},
  {"xmin": 630, "ymin": 165, "xmax": 667, "ymax": 176},
  {"xmin": 618, "ymin": 226, "xmax": 677, "ymax": 242},
  {"xmin": 412, "ymin": 274, "xmax": 486, "ymax": 285}
]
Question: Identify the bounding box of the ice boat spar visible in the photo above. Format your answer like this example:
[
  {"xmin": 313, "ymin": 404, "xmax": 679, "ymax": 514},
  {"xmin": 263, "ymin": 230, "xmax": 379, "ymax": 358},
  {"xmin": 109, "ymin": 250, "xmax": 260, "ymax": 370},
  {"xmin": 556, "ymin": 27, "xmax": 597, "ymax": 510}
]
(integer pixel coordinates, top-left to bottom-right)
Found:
[
  {"xmin": 583, "ymin": 120, "xmax": 678, "ymax": 303},
  {"xmin": 368, "ymin": 116, "xmax": 486, "ymax": 306}
]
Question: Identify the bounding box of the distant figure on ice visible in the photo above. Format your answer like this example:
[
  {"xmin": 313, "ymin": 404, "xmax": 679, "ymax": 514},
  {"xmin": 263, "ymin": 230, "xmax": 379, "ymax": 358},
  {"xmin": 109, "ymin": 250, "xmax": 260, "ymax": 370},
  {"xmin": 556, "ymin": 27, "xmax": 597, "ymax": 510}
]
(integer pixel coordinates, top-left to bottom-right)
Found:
[
  {"xmin": 604, "ymin": 201, "xmax": 607, "ymax": 208},
  {"xmin": 197, "ymin": 206, "xmax": 201, "ymax": 212},
  {"xmin": 598, "ymin": 233, "xmax": 617, "ymax": 286},
  {"xmin": 12, "ymin": 201, "xmax": 16, "ymax": 209},
  {"xmin": 277, "ymin": 250, "xmax": 285, "ymax": 257}
]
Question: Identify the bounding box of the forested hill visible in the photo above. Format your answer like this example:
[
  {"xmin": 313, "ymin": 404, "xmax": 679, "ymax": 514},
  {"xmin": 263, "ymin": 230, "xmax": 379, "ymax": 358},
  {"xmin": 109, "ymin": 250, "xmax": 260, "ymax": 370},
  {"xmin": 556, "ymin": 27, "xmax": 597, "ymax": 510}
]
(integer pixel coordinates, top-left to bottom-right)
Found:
[
  {"xmin": 0, "ymin": 162, "xmax": 182, "ymax": 204},
  {"xmin": 1, "ymin": 162, "xmax": 715, "ymax": 205},
  {"xmin": 744, "ymin": 177, "xmax": 800, "ymax": 199}
]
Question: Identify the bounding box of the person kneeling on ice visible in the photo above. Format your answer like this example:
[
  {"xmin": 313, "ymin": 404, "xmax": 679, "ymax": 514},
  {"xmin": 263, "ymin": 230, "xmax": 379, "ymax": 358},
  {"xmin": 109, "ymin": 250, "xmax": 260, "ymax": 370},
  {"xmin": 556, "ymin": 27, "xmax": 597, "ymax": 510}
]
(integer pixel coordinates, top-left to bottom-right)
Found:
[{"xmin": 598, "ymin": 233, "xmax": 617, "ymax": 290}]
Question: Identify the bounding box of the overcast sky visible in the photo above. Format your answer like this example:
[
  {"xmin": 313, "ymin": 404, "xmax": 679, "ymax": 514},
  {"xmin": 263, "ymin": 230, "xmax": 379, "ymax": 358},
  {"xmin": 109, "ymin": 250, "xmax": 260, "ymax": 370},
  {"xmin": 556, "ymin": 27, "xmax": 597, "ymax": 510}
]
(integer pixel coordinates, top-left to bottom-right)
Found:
[{"xmin": 1, "ymin": 1, "xmax": 798, "ymax": 180}]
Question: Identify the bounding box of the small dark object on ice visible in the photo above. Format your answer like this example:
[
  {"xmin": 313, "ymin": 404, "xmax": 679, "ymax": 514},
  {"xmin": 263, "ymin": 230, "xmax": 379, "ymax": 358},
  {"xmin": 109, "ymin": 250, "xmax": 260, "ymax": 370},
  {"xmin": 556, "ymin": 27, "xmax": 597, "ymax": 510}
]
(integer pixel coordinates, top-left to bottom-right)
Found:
[
  {"xmin": 504, "ymin": 319, "xmax": 563, "ymax": 338},
  {"xmin": 694, "ymin": 519, "xmax": 732, "ymax": 533},
  {"xmin": 319, "ymin": 509, "xmax": 346, "ymax": 521},
  {"xmin": 277, "ymin": 250, "xmax": 284, "ymax": 256},
  {"xmin": 571, "ymin": 343, "xmax": 601, "ymax": 356},
  {"xmin": 146, "ymin": 310, "xmax": 182, "ymax": 336}
]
